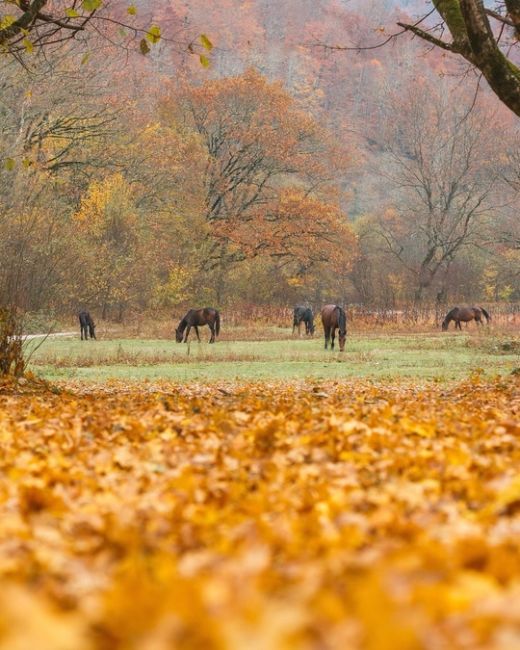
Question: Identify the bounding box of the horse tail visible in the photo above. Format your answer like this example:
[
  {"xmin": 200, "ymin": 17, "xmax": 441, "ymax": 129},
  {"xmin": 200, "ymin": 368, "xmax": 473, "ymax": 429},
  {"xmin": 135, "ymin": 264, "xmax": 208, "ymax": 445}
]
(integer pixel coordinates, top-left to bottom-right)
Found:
[
  {"xmin": 480, "ymin": 306, "xmax": 491, "ymax": 323},
  {"xmin": 215, "ymin": 310, "xmax": 220, "ymax": 337},
  {"xmin": 336, "ymin": 305, "xmax": 347, "ymax": 334}
]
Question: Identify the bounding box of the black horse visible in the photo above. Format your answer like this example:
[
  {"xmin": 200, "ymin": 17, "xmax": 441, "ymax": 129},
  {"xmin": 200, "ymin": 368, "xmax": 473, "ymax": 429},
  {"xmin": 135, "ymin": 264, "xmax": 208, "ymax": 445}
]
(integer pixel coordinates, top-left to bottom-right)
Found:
[
  {"xmin": 293, "ymin": 306, "xmax": 315, "ymax": 336},
  {"xmin": 79, "ymin": 311, "xmax": 96, "ymax": 340},
  {"xmin": 175, "ymin": 308, "xmax": 220, "ymax": 343},
  {"xmin": 321, "ymin": 304, "xmax": 347, "ymax": 351}
]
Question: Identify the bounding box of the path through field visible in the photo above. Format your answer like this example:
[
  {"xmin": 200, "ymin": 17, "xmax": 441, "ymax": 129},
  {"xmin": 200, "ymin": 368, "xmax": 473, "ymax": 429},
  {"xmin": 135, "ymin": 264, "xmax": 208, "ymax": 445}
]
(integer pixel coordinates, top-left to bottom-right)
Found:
[{"xmin": 23, "ymin": 331, "xmax": 76, "ymax": 341}]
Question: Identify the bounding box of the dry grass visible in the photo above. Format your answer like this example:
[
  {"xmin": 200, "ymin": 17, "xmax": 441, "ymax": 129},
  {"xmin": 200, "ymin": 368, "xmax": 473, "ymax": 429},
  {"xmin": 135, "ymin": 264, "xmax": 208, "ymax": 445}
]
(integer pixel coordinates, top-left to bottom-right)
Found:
[{"xmin": 52, "ymin": 303, "xmax": 520, "ymax": 343}]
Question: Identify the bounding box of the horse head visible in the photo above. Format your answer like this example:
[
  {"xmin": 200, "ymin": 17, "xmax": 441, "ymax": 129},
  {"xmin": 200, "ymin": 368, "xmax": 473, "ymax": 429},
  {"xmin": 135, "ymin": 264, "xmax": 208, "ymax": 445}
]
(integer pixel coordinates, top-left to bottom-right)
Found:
[
  {"xmin": 175, "ymin": 326, "xmax": 184, "ymax": 343},
  {"xmin": 441, "ymin": 320, "xmax": 449, "ymax": 331},
  {"xmin": 337, "ymin": 306, "xmax": 347, "ymax": 351}
]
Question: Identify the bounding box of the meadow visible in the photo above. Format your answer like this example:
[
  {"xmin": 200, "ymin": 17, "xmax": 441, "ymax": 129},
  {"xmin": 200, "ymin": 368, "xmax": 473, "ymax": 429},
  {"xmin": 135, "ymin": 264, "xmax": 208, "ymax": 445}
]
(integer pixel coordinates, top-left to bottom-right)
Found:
[{"xmin": 27, "ymin": 327, "xmax": 519, "ymax": 383}]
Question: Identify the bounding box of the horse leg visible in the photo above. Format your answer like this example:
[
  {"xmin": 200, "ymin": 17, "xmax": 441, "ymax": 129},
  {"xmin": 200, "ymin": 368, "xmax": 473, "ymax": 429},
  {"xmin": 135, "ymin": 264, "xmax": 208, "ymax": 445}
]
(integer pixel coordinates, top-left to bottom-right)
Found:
[
  {"xmin": 456, "ymin": 320, "xmax": 462, "ymax": 331},
  {"xmin": 324, "ymin": 326, "xmax": 329, "ymax": 349},
  {"xmin": 80, "ymin": 325, "xmax": 84, "ymax": 341},
  {"xmin": 209, "ymin": 323, "xmax": 215, "ymax": 343},
  {"xmin": 194, "ymin": 326, "xmax": 201, "ymax": 342},
  {"xmin": 331, "ymin": 327, "xmax": 336, "ymax": 350},
  {"xmin": 184, "ymin": 325, "xmax": 191, "ymax": 343}
]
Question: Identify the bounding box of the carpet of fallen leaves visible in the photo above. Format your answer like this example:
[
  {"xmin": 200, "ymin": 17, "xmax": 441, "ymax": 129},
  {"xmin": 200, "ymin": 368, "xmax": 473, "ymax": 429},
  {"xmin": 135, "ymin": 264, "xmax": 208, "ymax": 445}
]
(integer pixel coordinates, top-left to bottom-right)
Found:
[{"xmin": 0, "ymin": 377, "xmax": 519, "ymax": 650}]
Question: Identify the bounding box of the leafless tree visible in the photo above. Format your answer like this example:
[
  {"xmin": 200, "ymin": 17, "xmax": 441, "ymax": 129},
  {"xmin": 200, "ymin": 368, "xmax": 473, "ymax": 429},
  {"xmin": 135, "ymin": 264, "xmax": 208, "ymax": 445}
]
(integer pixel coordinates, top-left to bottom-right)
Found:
[{"xmin": 374, "ymin": 81, "xmax": 509, "ymax": 303}]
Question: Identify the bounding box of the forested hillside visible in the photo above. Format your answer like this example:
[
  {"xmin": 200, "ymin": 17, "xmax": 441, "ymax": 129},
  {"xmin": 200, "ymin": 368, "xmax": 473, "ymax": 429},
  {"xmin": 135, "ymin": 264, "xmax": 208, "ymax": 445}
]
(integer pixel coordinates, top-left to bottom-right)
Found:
[{"xmin": 0, "ymin": 0, "xmax": 518, "ymax": 324}]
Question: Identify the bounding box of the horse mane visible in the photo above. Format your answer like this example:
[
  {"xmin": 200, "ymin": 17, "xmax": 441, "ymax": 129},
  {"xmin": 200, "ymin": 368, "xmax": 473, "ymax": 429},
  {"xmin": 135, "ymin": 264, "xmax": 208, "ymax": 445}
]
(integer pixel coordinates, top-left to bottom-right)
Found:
[
  {"xmin": 335, "ymin": 305, "xmax": 346, "ymax": 334},
  {"xmin": 443, "ymin": 307, "xmax": 458, "ymax": 322},
  {"xmin": 176, "ymin": 313, "xmax": 189, "ymax": 334}
]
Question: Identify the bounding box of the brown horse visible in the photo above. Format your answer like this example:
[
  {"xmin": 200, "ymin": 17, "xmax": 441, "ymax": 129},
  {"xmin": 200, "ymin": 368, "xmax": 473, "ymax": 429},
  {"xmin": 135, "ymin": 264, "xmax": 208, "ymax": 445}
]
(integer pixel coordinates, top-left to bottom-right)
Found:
[
  {"xmin": 321, "ymin": 304, "xmax": 347, "ymax": 351},
  {"xmin": 441, "ymin": 306, "xmax": 491, "ymax": 331},
  {"xmin": 175, "ymin": 308, "xmax": 220, "ymax": 343}
]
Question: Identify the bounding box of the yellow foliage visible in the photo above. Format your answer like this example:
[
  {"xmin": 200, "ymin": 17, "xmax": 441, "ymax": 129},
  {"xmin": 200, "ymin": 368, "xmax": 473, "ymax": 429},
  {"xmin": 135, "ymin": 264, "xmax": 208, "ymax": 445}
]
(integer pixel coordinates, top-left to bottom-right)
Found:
[
  {"xmin": 151, "ymin": 265, "xmax": 191, "ymax": 308},
  {"xmin": 0, "ymin": 377, "xmax": 519, "ymax": 648},
  {"xmin": 75, "ymin": 173, "xmax": 136, "ymax": 232}
]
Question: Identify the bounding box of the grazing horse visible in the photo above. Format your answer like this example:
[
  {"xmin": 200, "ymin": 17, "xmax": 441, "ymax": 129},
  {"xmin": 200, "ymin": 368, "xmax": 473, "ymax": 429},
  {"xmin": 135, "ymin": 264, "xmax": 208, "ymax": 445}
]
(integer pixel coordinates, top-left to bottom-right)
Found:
[
  {"xmin": 293, "ymin": 306, "xmax": 315, "ymax": 336},
  {"xmin": 175, "ymin": 307, "xmax": 220, "ymax": 343},
  {"xmin": 79, "ymin": 311, "xmax": 96, "ymax": 340},
  {"xmin": 321, "ymin": 304, "xmax": 347, "ymax": 351},
  {"xmin": 441, "ymin": 306, "xmax": 491, "ymax": 331}
]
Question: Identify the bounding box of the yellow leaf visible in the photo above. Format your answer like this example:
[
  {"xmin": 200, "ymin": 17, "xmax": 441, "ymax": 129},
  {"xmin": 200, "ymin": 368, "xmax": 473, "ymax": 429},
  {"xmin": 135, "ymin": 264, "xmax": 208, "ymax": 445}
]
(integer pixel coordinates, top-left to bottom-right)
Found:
[
  {"xmin": 0, "ymin": 15, "xmax": 16, "ymax": 30},
  {"xmin": 146, "ymin": 24, "xmax": 161, "ymax": 44},
  {"xmin": 200, "ymin": 33, "xmax": 213, "ymax": 51}
]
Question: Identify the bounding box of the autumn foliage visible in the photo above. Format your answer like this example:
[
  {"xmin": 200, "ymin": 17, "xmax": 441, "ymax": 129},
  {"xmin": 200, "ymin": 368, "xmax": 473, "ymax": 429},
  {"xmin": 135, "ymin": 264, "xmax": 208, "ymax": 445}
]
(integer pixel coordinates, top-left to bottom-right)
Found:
[
  {"xmin": 164, "ymin": 69, "xmax": 354, "ymax": 274},
  {"xmin": 0, "ymin": 377, "xmax": 519, "ymax": 648}
]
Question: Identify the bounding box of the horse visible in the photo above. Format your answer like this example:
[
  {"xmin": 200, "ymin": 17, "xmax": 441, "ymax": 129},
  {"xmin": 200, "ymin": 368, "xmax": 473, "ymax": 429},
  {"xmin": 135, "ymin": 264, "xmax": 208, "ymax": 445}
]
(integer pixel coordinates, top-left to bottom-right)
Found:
[
  {"xmin": 79, "ymin": 311, "xmax": 96, "ymax": 340},
  {"xmin": 321, "ymin": 304, "xmax": 347, "ymax": 351},
  {"xmin": 441, "ymin": 306, "xmax": 491, "ymax": 331},
  {"xmin": 293, "ymin": 306, "xmax": 315, "ymax": 336},
  {"xmin": 175, "ymin": 307, "xmax": 220, "ymax": 343}
]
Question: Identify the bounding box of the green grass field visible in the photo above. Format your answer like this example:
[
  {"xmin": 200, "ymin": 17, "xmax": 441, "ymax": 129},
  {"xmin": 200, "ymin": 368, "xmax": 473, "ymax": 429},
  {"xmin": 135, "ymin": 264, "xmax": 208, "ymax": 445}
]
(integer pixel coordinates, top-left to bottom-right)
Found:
[{"xmin": 27, "ymin": 330, "xmax": 519, "ymax": 382}]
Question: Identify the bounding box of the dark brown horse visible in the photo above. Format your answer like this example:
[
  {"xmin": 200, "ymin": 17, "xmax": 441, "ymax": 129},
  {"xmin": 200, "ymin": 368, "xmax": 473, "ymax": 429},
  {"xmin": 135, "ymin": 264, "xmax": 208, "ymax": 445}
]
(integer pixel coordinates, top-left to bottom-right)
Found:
[
  {"xmin": 441, "ymin": 306, "xmax": 491, "ymax": 331},
  {"xmin": 321, "ymin": 304, "xmax": 347, "ymax": 351},
  {"xmin": 175, "ymin": 307, "xmax": 220, "ymax": 343},
  {"xmin": 78, "ymin": 311, "xmax": 96, "ymax": 340},
  {"xmin": 293, "ymin": 306, "xmax": 315, "ymax": 336}
]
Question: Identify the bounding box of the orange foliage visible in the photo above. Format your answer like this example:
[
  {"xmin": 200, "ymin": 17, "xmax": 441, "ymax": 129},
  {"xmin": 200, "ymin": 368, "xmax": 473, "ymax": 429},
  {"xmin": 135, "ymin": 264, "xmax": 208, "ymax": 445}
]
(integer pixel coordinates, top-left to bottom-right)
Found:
[
  {"xmin": 164, "ymin": 69, "xmax": 353, "ymax": 271},
  {"xmin": 0, "ymin": 378, "xmax": 519, "ymax": 647},
  {"xmin": 216, "ymin": 189, "xmax": 357, "ymax": 272}
]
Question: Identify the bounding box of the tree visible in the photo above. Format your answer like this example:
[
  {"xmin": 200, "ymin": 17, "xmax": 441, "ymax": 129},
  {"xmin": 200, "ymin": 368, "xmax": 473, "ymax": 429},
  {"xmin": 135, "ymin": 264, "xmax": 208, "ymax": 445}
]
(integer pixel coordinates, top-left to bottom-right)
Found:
[
  {"xmin": 72, "ymin": 173, "xmax": 142, "ymax": 320},
  {"xmin": 0, "ymin": 54, "xmax": 118, "ymax": 182},
  {"xmin": 396, "ymin": 1, "xmax": 520, "ymax": 118},
  {"xmin": 0, "ymin": 1, "xmax": 156, "ymax": 56},
  {"xmin": 372, "ymin": 81, "xmax": 506, "ymax": 304},
  {"xmin": 0, "ymin": 0, "xmax": 214, "ymax": 66},
  {"xmin": 0, "ymin": 187, "xmax": 77, "ymax": 376},
  {"xmin": 166, "ymin": 69, "xmax": 353, "ymax": 286}
]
